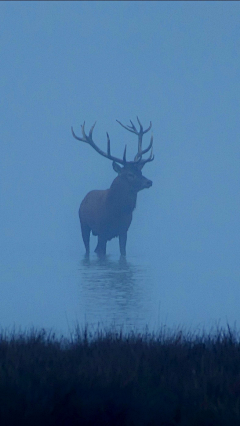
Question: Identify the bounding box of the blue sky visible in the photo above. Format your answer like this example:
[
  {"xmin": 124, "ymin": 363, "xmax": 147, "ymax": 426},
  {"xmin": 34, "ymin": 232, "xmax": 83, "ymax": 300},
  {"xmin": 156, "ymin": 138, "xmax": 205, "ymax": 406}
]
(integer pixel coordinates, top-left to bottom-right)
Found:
[{"xmin": 1, "ymin": 2, "xmax": 240, "ymax": 332}]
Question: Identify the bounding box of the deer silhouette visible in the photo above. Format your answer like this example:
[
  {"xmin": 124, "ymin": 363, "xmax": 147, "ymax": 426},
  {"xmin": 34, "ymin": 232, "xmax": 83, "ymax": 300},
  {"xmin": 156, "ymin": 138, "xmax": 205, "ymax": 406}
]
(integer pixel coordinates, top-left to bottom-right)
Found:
[{"xmin": 71, "ymin": 117, "xmax": 154, "ymax": 256}]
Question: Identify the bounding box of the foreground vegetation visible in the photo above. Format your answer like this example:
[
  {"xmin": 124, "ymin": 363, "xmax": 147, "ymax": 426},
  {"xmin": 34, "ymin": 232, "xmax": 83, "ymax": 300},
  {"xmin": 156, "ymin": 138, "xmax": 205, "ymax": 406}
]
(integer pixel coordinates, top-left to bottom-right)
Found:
[{"xmin": 1, "ymin": 326, "xmax": 240, "ymax": 425}]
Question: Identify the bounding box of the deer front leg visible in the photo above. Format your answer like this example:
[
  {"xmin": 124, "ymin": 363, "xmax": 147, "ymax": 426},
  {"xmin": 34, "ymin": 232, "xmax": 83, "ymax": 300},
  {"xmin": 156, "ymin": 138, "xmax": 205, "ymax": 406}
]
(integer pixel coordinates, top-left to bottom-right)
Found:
[
  {"xmin": 94, "ymin": 235, "xmax": 107, "ymax": 256},
  {"xmin": 81, "ymin": 223, "xmax": 90, "ymax": 256},
  {"xmin": 119, "ymin": 232, "xmax": 127, "ymax": 256}
]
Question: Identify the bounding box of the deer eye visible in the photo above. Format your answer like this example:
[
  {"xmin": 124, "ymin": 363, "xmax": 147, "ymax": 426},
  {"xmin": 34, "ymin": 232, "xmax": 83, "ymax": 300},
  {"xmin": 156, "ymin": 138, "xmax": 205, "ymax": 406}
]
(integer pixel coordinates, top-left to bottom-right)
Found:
[{"xmin": 127, "ymin": 172, "xmax": 135, "ymax": 179}]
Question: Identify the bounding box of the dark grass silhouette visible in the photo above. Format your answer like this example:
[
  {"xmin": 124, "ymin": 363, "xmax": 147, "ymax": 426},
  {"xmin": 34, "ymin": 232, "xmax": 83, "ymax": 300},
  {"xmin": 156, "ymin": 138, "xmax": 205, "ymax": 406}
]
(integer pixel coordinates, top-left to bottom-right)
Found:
[{"xmin": 0, "ymin": 325, "xmax": 240, "ymax": 425}]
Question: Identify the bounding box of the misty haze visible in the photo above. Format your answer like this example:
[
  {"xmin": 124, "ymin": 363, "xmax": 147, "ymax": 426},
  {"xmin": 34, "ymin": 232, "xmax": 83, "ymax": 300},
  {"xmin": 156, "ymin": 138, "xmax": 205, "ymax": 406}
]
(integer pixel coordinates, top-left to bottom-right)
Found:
[{"xmin": 1, "ymin": 2, "xmax": 240, "ymax": 338}]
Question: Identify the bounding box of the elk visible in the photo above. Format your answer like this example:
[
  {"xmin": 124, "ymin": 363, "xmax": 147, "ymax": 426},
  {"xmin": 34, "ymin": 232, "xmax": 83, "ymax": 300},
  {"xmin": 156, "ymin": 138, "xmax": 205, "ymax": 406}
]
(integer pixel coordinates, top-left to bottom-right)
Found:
[{"xmin": 71, "ymin": 117, "xmax": 154, "ymax": 256}]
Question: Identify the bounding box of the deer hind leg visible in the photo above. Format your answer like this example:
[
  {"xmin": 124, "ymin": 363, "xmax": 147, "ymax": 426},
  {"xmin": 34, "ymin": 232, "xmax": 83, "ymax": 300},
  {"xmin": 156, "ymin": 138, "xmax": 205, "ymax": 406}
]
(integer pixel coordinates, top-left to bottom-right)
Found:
[
  {"xmin": 81, "ymin": 223, "xmax": 91, "ymax": 255},
  {"xmin": 94, "ymin": 235, "xmax": 107, "ymax": 257},
  {"xmin": 119, "ymin": 232, "xmax": 127, "ymax": 256}
]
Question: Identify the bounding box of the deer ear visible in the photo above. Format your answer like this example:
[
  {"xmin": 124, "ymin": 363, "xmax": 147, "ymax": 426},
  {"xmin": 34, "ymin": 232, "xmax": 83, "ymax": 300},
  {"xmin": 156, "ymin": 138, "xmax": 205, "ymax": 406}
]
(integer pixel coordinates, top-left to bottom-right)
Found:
[{"xmin": 112, "ymin": 161, "xmax": 123, "ymax": 174}]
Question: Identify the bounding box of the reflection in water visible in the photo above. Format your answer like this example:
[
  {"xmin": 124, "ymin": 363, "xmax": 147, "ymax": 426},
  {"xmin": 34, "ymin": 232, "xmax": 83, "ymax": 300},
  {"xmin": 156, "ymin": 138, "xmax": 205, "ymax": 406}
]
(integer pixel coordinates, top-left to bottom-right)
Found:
[{"xmin": 78, "ymin": 256, "xmax": 155, "ymax": 331}]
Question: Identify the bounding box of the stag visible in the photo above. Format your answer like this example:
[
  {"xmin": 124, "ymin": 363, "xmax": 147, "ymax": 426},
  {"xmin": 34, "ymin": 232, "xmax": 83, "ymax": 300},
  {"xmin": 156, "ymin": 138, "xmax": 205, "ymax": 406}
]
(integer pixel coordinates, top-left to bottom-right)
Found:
[{"xmin": 71, "ymin": 117, "xmax": 154, "ymax": 256}]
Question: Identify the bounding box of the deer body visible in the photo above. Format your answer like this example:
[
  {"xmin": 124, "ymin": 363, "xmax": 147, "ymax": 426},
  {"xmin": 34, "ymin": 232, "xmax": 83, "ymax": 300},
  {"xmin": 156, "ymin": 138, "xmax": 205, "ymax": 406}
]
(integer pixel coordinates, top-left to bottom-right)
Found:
[{"xmin": 72, "ymin": 118, "xmax": 154, "ymax": 256}]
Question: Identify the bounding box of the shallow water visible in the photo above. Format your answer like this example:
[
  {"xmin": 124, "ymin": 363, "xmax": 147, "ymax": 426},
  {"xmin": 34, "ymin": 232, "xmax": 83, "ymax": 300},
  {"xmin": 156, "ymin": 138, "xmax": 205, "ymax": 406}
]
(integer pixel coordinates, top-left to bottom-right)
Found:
[
  {"xmin": 78, "ymin": 255, "xmax": 157, "ymax": 331},
  {"xmin": 1, "ymin": 242, "xmax": 239, "ymax": 337}
]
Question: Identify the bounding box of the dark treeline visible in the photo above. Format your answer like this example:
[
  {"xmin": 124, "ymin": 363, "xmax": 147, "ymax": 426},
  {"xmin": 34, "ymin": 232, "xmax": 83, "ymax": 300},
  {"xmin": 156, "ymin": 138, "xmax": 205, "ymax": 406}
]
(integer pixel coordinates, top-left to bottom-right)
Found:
[{"xmin": 0, "ymin": 325, "xmax": 240, "ymax": 426}]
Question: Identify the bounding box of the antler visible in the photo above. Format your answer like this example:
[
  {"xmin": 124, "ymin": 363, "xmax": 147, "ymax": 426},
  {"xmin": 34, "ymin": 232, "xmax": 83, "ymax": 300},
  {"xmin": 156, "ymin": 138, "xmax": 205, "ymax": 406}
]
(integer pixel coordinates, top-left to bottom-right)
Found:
[
  {"xmin": 71, "ymin": 122, "xmax": 127, "ymax": 165},
  {"xmin": 116, "ymin": 117, "xmax": 154, "ymax": 166}
]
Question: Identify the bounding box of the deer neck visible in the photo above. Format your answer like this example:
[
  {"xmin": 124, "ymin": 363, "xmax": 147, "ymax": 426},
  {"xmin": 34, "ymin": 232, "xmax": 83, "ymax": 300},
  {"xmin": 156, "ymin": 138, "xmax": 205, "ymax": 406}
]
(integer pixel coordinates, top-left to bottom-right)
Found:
[{"xmin": 107, "ymin": 177, "xmax": 137, "ymax": 214}]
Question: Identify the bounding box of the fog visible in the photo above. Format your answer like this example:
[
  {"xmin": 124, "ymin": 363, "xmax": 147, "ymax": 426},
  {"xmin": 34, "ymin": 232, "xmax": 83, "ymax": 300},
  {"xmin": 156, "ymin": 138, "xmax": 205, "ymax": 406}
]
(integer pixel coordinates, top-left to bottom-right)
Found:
[{"xmin": 1, "ymin": 2, "xmax": 240, "ymax": 336}]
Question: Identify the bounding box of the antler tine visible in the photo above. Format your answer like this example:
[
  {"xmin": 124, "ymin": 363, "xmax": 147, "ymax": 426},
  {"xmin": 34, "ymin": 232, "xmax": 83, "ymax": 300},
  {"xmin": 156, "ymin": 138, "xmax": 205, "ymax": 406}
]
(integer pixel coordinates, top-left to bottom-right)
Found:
[
  {"xmin": 136, "ymin": 116, "xmax": 143, "ymax": 132},
  {"xmin": 106, "ymin": 132, "xmax": 111, "ymax": 156},
  {"xmin": 117, "ymin": 117, "xmax": 154, "ymax": 164},
  {"xmin": 147, "ymin": 147, "xmax": 154, "ymax": 161},
  {"xmin": 138, "ymin": 117, "xmax": 152, "ymax": 133},
  {"xmin": 89, "ymin": 121, "xmax": 97, "ymax": 139},
  {"xmin": 81, "ymin": 121, "xmax": 87, "ymax": 140},
  {"xmin": 143, "ymin": 121, "xmax": 152, "ymax": 134},
  {"xmin": 149, "ymin": 147, "xmax": 154, "ymax": 161},
  {"xmin": 106, "ymin": 131, "xmax": 126, "ymax": 163},
  {"xmin": 123, "ymin": 145, "xmax": 127, "ymax": 163},
  {"xmin": 138, "ymin": 147, "xmax": 154, "ymax": 167},
  {"xmin": 116, "ymin": 119, "xmax": 138, "ymax": 134},
  {"xmin": 141, "ymin": 133, "xmax": 153, "ymax": 155},
  {"xmin": 136, "ymin": 117, "xmax": 152, "ymax": 134},
  {"xmin": 129, "ymin": 120, "xmax": 138, "ymax": 132},
  {"xmin": 72, "ymin": 125, "xmax": 85, "ymax": 142},
  {"xmin": 134, "ymin": 134, "xmax": 153, "ymax": 161},
  {"xmin": 117, "ymin": 118, "xmax": 150, "ymax": 136},
  {"xmin": 72, "ymin": 121, "xmax": 126, "ymax": 165},
  {"xmin": 71, "ymin": 126, "xmax": 78, "ymax": 139}
]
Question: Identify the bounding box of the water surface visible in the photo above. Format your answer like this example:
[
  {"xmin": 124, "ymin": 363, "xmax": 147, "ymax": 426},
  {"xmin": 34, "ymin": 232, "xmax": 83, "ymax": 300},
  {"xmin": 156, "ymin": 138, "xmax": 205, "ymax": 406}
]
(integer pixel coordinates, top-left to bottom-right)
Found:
[{"xmin": 1, "ymin": 244, "xmax": 239, "ymax": 337}]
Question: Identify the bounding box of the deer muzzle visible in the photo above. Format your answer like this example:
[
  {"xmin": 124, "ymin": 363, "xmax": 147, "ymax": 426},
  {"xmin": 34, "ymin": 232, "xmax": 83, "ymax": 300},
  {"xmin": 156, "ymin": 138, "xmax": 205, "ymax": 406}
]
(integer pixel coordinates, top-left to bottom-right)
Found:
[{"xmin": 145, "ymin": 179, "xmax": 153, "ymax": 188}]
